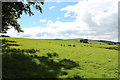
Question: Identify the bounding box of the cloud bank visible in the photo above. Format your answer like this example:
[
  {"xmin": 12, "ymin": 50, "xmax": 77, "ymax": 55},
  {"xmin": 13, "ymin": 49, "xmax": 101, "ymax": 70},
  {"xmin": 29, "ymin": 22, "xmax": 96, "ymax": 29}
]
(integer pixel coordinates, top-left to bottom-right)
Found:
[{"xmin": 6, "ymin": 0, "xmax": 119, "ymax": 42}]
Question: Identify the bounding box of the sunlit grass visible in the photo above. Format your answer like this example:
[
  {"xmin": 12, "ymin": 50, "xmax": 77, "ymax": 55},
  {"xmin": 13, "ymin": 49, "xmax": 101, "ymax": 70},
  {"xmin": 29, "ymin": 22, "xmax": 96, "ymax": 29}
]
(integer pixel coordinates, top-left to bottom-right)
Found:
[{"xmin": 2, "ymin": 37, "xmax": 118, "ymax": 78}]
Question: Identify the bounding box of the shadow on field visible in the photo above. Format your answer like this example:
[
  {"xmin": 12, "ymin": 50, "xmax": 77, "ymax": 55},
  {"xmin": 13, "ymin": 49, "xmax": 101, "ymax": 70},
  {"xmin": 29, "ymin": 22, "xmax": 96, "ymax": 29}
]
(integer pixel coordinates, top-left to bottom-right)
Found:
[
  {"xmin": 2, "ymin": 39, "xmax": 81, "ymax": 79},
  {"xmin": 2, "ymin": 39, "xmax": 21, "ymax": 48}
]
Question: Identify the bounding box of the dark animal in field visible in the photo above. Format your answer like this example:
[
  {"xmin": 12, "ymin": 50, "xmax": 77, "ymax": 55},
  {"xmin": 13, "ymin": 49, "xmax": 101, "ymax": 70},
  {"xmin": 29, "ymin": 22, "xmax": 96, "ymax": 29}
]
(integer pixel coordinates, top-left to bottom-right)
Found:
[
  {"xmin": 61, "ymin": 44, "xmax": 65, "ymax": 46},
  {"xmin": 73, "ymin": 45, "xmax": 76, "ymax": 47},
  {"xmin": 68, "ymin": 45, "xmax": 71, "ymax": 46}
]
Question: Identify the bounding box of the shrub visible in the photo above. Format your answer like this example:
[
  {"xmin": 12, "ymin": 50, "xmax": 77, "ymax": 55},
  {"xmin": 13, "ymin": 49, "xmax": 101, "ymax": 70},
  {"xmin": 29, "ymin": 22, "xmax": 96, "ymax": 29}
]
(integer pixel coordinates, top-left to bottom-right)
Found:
[
  {"xmin": 80, "ymin": 39, "xmax": 88, "ymax": 43},
  {"xmin": 53, "ymin": 52, "xmax": 58, "ymax": 57},
  {"xmin": 47, "ymin": 53, "xmax": 52, "ymax": 57}
]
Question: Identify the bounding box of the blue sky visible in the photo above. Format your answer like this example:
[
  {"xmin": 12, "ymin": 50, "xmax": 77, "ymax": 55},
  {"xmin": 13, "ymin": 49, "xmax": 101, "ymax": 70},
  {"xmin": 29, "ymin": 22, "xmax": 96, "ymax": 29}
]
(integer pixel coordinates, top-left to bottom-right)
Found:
[
  {"xmin": 18, "ymin": 2, "xmax": 77, "ymax": 28},
  {"xmin": 7, "ymin": 0, "xmax": 119, "ymax": 42}
]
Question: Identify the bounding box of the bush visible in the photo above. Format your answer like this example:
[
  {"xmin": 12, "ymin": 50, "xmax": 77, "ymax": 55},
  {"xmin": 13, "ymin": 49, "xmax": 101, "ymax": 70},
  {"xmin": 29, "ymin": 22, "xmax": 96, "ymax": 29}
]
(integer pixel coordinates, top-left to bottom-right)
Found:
[
  {"xmin": 47, "ymin": 53, "xmax": 52, "ymax": 57},
  {"xmin": 53, "ymin": 52, "xmax": 58, "ymax": 57},
  {"xmin": 80, "ymin": 39, "xmax": 88, "ymax": 43},
  {"xmin": 47, "ymin": 52, "xmax": 59, "ymax": 58}
]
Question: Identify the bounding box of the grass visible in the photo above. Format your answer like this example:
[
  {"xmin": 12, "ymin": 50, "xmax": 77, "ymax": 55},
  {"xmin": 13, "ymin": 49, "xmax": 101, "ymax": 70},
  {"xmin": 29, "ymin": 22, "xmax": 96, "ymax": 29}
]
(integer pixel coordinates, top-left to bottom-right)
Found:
[{"xmin": 1, "ymin": 37, "xmax": 119, "ymax": 79}]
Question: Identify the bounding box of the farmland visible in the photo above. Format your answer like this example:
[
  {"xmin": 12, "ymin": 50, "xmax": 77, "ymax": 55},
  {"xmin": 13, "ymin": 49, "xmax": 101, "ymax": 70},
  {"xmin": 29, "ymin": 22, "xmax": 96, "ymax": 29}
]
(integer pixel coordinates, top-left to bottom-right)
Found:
[{"xmin": 1, "ymin": 37, "xmax": 119, "ymax": 79}]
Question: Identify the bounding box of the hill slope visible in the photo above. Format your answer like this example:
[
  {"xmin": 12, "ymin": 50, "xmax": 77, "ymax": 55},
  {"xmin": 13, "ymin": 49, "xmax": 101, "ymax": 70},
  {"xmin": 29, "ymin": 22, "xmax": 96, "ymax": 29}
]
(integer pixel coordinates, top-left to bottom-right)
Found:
[{"xmin": 1, "ymin": 37, "xmax": 118, "ymax": 78}]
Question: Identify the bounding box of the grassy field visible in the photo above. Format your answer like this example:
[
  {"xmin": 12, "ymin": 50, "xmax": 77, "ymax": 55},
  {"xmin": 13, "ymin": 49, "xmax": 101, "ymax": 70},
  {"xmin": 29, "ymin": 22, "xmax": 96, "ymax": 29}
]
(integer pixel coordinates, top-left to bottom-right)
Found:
[{"xmin": 1, "ymin": 37, "xmax": 119, "ymax": 79}]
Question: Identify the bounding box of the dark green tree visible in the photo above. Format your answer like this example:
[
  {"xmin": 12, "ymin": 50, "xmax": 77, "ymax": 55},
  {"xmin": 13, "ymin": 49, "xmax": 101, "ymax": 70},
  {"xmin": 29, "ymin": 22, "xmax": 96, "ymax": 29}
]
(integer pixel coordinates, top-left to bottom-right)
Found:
[
  {"xmin": 80, "ymin": 39, "xmax": 88, "ymax": 43},
  {"xmin": 1, "ymin": 0, "xmax": 44, "ymax": 33}
]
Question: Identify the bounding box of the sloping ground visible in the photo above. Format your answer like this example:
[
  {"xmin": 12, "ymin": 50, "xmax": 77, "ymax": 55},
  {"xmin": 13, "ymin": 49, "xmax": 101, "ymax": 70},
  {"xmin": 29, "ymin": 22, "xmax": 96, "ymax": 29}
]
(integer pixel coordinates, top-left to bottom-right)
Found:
[
  {"xmin": 65, "ymin": 38, "xmax": 119, "ymax": 50},
  {"xmin": 1, "ymin": 37, "xmax": 118, "ymax": 79}
]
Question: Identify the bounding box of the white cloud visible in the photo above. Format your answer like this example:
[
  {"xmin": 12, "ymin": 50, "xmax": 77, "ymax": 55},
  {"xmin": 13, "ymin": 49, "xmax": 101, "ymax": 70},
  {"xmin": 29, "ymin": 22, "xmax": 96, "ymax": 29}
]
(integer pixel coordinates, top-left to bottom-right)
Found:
[
  {"xmin": 60, "ymin": 0, "xmax": 119, "ymax": 41},
  {"xmin": 56, "ymin": 0, "xmax": 60, "ymax": 3},
  {"xmin": 49, "ymin": 6, "xmax": 55, "ymax": 9},
  {"xmin": 6, "ymin": 0, "xmax": 119, "ymax": 42},
  {"xmin": 40, "ymin": 19, "xmax": 47, "ymax": 23}
]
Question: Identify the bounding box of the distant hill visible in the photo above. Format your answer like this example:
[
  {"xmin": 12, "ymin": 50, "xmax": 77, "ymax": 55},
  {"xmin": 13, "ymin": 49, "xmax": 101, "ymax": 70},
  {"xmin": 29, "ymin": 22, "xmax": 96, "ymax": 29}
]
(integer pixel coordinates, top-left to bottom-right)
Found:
[
  {"xmin": 62, "ymin": 38, "xmax": 120, "ymax": 45},
  {"xmin": 96, "ymin": 40, "xmax": 120, "ymax": 45}
]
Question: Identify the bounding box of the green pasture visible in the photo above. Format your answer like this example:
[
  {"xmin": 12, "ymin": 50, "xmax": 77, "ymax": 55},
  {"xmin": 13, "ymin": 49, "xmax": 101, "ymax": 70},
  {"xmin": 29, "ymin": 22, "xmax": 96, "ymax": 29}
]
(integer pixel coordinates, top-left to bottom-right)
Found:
[{"xmin": 1, "ymin": 37, "xmax": 118, "ymax": 79}]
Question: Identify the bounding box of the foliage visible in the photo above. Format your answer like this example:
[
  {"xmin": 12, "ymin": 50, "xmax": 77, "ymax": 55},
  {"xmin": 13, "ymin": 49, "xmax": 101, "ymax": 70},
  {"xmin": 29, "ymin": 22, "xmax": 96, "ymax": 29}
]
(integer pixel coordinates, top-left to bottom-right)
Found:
[
  {"xmin": 80, "ymin": 39, "xmax": 88, "ymax": 43},
  {"xmin": 2, "ymin": 0, "xmax": 44, "ymax": 33}
]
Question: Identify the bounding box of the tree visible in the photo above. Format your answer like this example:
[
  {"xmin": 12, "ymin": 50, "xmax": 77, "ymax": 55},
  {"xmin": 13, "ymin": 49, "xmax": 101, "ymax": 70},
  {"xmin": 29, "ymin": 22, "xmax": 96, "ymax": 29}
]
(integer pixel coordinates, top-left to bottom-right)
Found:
[
  {"xmin": 80, "ymin": 39, "xmax": 88, "ymax": 43},
  {"xmin": 1, "ymin": 0, "xmax": 44, "ymax": 33}
]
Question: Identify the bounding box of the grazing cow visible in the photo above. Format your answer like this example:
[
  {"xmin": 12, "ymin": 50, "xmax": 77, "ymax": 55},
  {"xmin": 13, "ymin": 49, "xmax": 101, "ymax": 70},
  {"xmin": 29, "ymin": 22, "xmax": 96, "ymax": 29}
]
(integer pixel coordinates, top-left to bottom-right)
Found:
[
  {"xmin": 68, "ymin": 45, "xmax": 71, "ymax": 46},
  {"xmin": 73, "ymin": 45, "xmax": 76, "ymax": 47}
]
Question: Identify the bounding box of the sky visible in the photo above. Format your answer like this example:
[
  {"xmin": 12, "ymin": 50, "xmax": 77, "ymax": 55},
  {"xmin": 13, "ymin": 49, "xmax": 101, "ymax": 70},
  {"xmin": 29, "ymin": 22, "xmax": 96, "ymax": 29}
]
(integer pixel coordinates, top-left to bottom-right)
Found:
[{"xmin": 6, "ymin": 0, "xmax": 119, "ymax": 42}]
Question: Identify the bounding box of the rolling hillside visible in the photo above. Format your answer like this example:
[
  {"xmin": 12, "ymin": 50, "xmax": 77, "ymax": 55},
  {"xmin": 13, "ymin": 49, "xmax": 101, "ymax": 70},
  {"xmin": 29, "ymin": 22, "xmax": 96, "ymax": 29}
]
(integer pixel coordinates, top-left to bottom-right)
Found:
[{"xmin": 1, "ymin": 37, "xmax": 119, "ymax": 79}]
